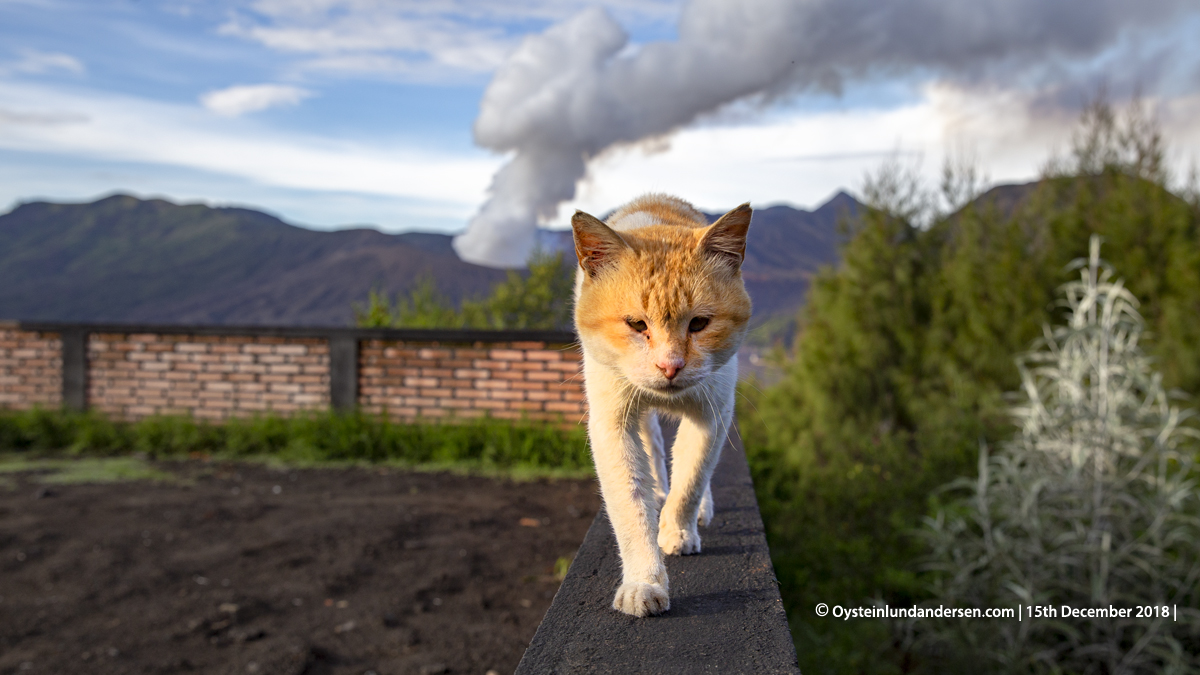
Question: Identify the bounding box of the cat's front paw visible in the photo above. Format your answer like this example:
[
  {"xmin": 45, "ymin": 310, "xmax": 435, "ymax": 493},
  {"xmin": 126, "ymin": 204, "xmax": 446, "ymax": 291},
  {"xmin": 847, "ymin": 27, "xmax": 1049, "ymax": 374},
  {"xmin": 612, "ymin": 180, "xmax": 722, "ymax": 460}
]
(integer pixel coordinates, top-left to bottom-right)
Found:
[
  {"xmin": 658, "ymin": 525, "xmax": 701, "ymax": 555},
  {"xmin": 612, "ymin": 582, "xmax": 670, "ymax": 617}
]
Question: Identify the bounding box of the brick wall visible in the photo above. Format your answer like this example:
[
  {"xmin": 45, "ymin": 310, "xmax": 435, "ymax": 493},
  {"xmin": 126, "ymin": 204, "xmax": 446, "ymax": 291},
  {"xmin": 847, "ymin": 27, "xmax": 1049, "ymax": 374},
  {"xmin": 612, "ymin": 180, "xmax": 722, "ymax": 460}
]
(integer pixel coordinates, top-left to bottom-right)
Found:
[
  {"xmin": 0, "ymin": 324, "xmax": 586, "ymax": 425},
  {"xmin": 359, "ymin": 340, "xmax": 585, "ymax": 422},
  {"xmin": 88, "ymin": 333, "xmax": 331, "ymax": 420},
  {"xmin": 0, "ymin": 328, "xmax": 62, "ymax": 410}
]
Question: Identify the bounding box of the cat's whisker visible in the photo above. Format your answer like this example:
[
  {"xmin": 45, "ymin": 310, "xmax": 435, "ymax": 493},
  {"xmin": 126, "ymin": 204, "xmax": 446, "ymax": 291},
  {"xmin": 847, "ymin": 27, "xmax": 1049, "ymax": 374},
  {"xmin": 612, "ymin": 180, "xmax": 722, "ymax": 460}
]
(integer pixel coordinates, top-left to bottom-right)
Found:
[
  {"xmin": 702, "ymin": 380, "xmax": 733, "ymax": 451},
  {"xmin": 617, "ymin": 378, "xmax": 640, "ymax": 431},
  {"xmin": 738, "ymin": 377, "xmax": 769, "ymax": 397},
  {"xmin": 733, "ymin": 387, "xmax": 770, "ymax": 430}
]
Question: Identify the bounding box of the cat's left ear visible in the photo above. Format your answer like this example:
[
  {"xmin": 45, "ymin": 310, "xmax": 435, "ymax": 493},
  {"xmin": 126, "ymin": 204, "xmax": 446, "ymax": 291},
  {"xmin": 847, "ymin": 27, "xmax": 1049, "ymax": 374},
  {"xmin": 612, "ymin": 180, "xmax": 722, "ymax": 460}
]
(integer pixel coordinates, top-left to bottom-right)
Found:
[{"xmin": 701, "ymin": 203, "xmax": 752, "ymax": 270}]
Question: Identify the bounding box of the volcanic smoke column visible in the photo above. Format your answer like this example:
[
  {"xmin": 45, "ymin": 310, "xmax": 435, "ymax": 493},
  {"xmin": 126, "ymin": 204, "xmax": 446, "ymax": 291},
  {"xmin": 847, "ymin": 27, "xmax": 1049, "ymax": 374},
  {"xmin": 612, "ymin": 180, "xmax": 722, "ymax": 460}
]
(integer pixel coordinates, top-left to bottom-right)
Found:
[
  {"xmin": 453, "ymin": 0, "xmax": 1196, "ymax": 268},
  {"xmin": 453, "ymin": 2, "xmax": 804, "ymax": 267},
  {"xmin": 452, "ymin": 8, "xmax": 626, "ymax": 268}
]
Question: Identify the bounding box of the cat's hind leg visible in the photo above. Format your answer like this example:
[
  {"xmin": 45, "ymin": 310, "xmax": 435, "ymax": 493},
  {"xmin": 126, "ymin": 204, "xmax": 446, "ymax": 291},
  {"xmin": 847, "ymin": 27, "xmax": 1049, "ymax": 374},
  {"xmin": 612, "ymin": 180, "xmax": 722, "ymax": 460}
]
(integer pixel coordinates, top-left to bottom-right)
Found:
[
  {"xmin": 639, "ymin": 412, "xmax": 670, "ymax": 507},
  {"xmin": 698, "ymin": 481, "xmax": 714, "ymax": 527}
]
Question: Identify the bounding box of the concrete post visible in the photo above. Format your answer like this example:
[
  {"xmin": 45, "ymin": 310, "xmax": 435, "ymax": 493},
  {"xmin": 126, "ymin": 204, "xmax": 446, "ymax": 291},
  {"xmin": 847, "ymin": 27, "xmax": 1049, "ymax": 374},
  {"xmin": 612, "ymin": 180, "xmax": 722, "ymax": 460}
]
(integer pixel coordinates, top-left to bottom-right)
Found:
[
  {"xmin": 329, "ymin": 334, "xmax": 358, "ymax": 411},
  {"xmin": 61, "ymin": 328, "xmax": 88, "ymax": 412}
]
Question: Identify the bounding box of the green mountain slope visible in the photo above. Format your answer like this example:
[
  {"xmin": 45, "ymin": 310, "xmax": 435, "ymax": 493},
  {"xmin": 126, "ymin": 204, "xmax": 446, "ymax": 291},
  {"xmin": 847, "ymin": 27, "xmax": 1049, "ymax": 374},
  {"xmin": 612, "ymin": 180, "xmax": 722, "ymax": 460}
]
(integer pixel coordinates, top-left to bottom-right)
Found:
[
  {"xmin": 0, "ymin": 192, "xmax": 859, "ymax": 327},
  {"xmin": 0, "ymin": 195, "xmax": 506, "ymax": 326}
]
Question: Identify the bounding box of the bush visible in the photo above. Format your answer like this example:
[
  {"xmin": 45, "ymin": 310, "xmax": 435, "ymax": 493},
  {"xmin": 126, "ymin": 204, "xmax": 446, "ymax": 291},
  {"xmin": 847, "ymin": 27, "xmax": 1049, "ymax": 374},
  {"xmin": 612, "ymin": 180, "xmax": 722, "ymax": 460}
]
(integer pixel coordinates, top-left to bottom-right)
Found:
[
  {"xmin": 740, "ymin": 100, "xmax": 1200, "ymax": 674},
  {"xmin": 916, "ymin": 238, "xmax": 1200, "ymax": 673},
  {"xmin": 354, "ymin": 250, "xmax": 575, "ymax": 330},
  {"xmin": 0, "ymin": 409, "xmax": 592, "ymax": 474}
]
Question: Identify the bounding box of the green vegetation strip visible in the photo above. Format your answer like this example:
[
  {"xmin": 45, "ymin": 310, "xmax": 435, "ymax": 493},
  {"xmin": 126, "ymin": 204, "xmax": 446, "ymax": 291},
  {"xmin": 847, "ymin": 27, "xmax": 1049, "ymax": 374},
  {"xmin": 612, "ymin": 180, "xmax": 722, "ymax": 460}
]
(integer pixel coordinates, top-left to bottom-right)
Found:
[
  {"xmin": 0, "ymin": 409, "xmax": 593, "ymax": 478},
  {"xmin": 0, "ymin": 456, "xmax": 178, "ymax": 485}
]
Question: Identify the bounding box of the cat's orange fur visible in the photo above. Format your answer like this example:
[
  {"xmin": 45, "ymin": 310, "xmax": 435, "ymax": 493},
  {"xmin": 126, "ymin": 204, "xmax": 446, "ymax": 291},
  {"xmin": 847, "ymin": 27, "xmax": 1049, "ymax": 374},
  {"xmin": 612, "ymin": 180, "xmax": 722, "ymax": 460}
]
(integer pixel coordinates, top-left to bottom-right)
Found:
[{"xmin": 571, "ymin": 193, "xmax": 752, "ymax": 617}]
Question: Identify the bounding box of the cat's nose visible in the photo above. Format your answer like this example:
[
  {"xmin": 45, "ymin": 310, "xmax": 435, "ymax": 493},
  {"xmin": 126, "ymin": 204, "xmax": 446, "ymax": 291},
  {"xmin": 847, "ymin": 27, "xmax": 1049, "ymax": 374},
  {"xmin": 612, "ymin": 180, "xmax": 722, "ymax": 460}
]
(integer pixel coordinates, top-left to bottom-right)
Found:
[{"xmin": 657, "ymin": 357, "xmax": 685, "ymax": 380}]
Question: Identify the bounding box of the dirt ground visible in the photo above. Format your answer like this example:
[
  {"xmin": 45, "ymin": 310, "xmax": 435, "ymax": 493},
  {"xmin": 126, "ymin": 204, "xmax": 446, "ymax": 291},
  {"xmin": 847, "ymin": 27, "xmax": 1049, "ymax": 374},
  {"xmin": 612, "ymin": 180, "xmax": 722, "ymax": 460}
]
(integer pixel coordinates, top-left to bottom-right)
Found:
[{"xmin": 0, "ymin": 459, "xmax": 601, "ymax": 675}]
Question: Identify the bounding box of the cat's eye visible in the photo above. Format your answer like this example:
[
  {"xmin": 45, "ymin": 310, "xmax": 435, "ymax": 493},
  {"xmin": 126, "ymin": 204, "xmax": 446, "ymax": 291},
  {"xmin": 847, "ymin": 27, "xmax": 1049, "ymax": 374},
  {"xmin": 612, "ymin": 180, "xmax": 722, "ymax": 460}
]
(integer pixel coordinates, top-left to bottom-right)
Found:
[
  {"xmin": 688, "ymin": 317, "xmax": 710, "ymax": 333},
  {"xmin": 626, "ymin": 318, "xmax": 648, "ymax": 333}
]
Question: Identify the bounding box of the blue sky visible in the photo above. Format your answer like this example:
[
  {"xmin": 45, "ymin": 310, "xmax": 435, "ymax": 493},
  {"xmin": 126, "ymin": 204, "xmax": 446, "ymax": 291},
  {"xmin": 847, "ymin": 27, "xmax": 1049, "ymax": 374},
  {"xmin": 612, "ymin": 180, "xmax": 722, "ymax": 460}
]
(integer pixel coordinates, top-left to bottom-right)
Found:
[{"xmin": 3, "ymin": 0, "xmax": 1200, "ymax": 248}]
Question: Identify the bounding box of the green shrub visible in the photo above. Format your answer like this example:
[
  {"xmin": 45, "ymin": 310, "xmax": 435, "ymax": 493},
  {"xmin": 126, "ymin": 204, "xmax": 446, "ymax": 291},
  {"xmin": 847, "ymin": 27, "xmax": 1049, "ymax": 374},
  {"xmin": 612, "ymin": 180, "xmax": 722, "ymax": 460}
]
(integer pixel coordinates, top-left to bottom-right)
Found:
[
  {"xmin": 354, "ymin": 250, "xmax": 575, "ymax": 330},
  {"xmin": 71, "ymin": 413, "xmax": 132, "ymax": 455},
  {"xmin": 916, "ymin": 238, "xmax": 1200, "ymax": 673},
  {"xmin": 0, "ymin": 408, "xmax": 591, "ymax": 474},
  {"xmin": 741, "ymin": 101, "xmax": 1200, "ymax": 674},
  {"xmin": 0, "ymin": 407, "xmax": 78, "ymax": 451}
]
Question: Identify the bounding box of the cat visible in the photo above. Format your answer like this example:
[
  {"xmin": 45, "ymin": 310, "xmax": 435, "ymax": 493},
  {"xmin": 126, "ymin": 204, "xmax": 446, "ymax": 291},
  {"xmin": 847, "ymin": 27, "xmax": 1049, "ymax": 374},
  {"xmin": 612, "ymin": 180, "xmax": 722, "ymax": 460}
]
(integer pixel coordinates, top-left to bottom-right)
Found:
[{"xmin": 571, "ymin": 194, "xmax": 752, "ymax": 617}]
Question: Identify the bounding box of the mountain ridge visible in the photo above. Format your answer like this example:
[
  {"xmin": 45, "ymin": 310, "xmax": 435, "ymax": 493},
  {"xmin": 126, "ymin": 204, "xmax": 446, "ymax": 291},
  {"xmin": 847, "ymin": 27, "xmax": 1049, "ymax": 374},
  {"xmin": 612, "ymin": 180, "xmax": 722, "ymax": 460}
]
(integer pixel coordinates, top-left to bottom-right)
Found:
[{"xmin": 0, "ymin": 192, "xmax": 861, "ymax": 327}]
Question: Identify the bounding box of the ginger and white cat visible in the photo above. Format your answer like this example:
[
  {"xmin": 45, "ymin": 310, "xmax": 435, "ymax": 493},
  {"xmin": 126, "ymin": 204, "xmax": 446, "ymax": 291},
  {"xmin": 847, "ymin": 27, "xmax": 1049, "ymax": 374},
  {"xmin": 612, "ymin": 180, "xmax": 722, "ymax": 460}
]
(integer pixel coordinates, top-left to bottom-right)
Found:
[{"xmin": 571, "ymin": 194, "xmax": 752, "ymax": 617}]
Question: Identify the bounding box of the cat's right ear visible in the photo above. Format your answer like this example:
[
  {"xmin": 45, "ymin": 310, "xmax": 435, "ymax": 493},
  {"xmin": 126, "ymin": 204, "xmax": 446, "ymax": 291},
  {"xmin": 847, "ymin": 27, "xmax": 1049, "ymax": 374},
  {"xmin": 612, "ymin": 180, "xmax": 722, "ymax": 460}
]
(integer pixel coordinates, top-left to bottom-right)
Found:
[{"xmin": 572, "ymin": 210, "xmax": 627, "ymax": 278}]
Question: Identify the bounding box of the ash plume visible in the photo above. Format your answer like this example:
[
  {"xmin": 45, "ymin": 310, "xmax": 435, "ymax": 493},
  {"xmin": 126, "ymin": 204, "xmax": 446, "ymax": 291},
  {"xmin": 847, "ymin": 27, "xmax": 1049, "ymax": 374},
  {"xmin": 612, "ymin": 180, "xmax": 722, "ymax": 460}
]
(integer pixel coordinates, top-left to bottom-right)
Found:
[{"xmin": 453, "ymin": 0, "xmax": 1196, "ymax": 267}]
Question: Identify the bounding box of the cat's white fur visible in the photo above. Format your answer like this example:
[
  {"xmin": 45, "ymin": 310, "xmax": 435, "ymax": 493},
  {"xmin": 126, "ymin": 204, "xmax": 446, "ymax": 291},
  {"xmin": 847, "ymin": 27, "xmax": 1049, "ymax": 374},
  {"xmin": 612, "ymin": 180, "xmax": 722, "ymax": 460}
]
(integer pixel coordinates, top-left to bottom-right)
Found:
[{"xmin": 573, "ymin": 197, "xmax": 747, "ymax": 617}]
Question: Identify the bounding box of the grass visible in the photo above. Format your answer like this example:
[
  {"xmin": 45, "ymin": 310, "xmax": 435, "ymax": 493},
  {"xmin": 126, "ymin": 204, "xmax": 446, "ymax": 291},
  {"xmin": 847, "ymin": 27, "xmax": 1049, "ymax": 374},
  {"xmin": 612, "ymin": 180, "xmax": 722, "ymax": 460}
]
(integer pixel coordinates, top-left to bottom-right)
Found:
[
  {"xmin": 553, "ymin": 555, "xmax": 573, "ymax": 581},
  {"xmin": 0, "ymin": 408, "xmax": 594, "ymax": 480},
  {"xmin": 226, "ymin": 454, "xmax": 595, "ymax": 481},
  {"xmin": 0, "ymin": 455, "xmax": 179, "ymax": 485}
]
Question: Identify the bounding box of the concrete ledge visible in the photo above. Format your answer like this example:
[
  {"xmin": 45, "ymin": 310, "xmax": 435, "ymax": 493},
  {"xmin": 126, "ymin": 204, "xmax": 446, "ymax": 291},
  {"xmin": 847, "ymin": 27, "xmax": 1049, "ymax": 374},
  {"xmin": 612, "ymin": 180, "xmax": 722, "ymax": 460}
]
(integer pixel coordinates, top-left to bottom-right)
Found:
[{"xmin": 517, "ymin": 429, "xmax": 800, "ymax": 674}]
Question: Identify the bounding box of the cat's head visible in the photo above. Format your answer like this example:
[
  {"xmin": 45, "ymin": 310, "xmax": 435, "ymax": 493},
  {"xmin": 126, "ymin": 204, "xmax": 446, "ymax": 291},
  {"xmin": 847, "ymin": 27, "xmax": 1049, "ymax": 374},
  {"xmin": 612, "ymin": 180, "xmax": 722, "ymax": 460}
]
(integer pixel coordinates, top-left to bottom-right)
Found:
[{"xmin": 571, "ymin": 204, "xmax": 752, "ymax": 397}]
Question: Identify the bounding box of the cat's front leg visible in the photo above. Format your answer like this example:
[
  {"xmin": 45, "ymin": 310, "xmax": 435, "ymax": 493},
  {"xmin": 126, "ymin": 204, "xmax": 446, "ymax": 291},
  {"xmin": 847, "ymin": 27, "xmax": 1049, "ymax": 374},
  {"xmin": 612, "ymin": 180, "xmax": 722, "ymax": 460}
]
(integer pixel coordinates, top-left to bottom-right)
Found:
[
  {"xmin": 639, "ymin": 412, "xmax": 669, "ymax": 506},
  {"xmin": 657, "ymin": 389, "xmax": 732, "ymax": 555},
  {"xmin": 585, "ymin": 365, "xmax": 670, "ymax": 617}
]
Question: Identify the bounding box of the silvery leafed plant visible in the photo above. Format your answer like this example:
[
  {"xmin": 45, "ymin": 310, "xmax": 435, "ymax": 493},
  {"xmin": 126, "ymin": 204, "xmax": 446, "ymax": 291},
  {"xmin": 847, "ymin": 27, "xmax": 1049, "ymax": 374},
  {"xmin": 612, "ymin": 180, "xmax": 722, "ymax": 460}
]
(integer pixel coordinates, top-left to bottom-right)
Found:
[{"xmin": 915, "ymin": 236, "xmax": 1200, "ymax": 673}]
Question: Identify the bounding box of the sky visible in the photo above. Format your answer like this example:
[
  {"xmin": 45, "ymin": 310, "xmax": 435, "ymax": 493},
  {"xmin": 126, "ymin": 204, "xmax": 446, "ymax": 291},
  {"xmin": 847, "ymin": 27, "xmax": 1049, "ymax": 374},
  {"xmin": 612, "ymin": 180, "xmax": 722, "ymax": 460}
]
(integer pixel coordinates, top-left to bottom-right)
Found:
[{"xmin": 3, "ymin": 0, "xmax": 1200, "ymax": 265}]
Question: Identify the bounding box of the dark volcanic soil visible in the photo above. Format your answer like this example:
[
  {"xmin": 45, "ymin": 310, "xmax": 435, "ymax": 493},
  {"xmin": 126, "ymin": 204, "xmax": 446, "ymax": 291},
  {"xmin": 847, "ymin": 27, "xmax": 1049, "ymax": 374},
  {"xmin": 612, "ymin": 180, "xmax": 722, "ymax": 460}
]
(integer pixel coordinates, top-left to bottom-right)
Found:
[{"xmin": 0, "ymin": 461, "xmax": 600, "ymax": 675}]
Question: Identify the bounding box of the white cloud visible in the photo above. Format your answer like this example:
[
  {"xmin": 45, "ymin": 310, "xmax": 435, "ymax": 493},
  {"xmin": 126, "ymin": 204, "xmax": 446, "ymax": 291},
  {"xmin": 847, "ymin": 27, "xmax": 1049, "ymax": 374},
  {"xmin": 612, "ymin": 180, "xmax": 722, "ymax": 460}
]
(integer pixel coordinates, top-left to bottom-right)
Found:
[
  {"xmin": 0, "ymin": 107, "xmax": 87, "ymax": 125},
  {"xmin": 0, "ymin": 157, "xmax": 480, "ymax": 233},
  {"xmin": 200, "ymin": 83, "xmax": 313, "ymax": 117},
  {"xmin": 549, "ymin": 84, "xmax": 1200, "ymax": 225},
  {"xmin": 0, "ymin": 49, "xmax": 84, "ymax": 76},
  {"xmin": 0, "ymin": 80, "xmax": 499, "ymax": 209},
  {"xmin": 220, "ymin": 0, "xmax": 681, "ymax": 79},
  {"xmin": 5, "ymin": 78, "xmax": 1199, "ymax": 237}
]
